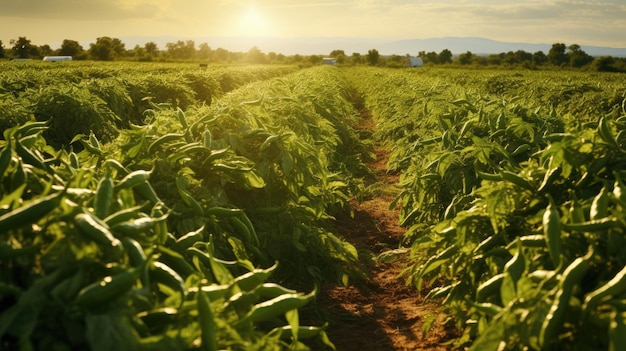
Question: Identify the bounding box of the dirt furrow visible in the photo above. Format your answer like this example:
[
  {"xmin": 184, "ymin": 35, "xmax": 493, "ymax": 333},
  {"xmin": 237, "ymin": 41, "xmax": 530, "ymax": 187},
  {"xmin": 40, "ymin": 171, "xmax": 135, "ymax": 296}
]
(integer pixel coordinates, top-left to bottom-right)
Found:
[{"xmin": 317, "ymin": 144, "xmax": 455, "ymax": 350}]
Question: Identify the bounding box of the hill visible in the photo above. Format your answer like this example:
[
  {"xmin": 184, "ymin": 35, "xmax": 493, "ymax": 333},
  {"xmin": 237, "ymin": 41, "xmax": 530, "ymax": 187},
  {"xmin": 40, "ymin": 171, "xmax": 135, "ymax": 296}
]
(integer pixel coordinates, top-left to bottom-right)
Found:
[{"xmin": 119, "ymin": 36, "xmax": 626, "ymax": 57}]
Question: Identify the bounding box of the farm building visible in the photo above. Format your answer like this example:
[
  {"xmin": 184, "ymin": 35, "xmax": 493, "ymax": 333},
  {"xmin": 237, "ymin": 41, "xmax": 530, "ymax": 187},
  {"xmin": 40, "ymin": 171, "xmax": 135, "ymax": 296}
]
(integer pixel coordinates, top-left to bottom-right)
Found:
[
  {"xmin": 322, "ymin": 58, "xmax": 337, "ymax": 65},
  {"xmin": 405, "ymin": 57, "xmax": 424, "ymax": 67},
  {"xmin": 43, "ymin": 56, "xmax": 73, "ymax": 62}
]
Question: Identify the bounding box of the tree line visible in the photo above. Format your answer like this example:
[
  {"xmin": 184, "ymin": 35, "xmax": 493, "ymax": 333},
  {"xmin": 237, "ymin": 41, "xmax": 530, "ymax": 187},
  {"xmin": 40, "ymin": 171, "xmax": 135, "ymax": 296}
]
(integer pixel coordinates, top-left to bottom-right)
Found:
[
  {"xmin": 416, "ymin": 43, "xmax": 626, "ymax": 72},
  {"xmin": 0, "ymin": 37, "xmax": 274, "ymax": 64},
  {"xmin": 1, "ymin": 36, "xmax": 625, "ymax": 72}
]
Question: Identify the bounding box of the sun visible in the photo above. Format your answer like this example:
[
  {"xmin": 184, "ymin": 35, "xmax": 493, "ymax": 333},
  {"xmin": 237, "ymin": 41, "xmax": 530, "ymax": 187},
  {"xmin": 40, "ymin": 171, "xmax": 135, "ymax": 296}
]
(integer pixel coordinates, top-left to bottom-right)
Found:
[{"xmin": 237, "ymin": 6, "xmax": 271, "ymax": 36}]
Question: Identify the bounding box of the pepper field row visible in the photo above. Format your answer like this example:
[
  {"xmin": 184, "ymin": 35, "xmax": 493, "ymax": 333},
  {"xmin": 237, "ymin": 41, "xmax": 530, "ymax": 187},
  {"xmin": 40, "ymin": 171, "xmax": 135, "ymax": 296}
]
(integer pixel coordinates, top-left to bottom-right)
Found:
[
  {"xmin": 345, "ymin": 67, "xmax": 626, "ymax": 350},
  {"xmin": 0, "ymin": 61, "xmax": 297, "ymax": 147},
  {"xmin": 0, "ymin": 65, "xmax": 372, "ymax": 350}
]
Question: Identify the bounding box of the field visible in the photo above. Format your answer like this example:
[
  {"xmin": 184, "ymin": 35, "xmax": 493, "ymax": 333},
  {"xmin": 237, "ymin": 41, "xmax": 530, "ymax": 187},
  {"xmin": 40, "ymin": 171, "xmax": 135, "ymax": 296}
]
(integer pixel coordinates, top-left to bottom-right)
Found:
[{"xmin": 1, "ymin": 61, "xmax": 626, "ymax": 350}]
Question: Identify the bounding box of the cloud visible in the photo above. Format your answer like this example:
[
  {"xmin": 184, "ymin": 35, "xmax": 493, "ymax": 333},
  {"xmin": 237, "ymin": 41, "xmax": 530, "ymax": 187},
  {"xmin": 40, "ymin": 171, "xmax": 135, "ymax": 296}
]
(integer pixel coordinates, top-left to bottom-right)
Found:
[
  {"xmin": 448, "ymin": 1, "xmax": 626, "ymax": 45},
  {"xmin": 341, "ymin": 1, "xmax": 626, "ymax": 43},
  {"xmin": 352, "ymin": 0, "xmax": 387, "ymax": 9},
  {"xmin": 267, "ymin": 2, "xmax": 344, "ymax": 8},
  {"xmin": 352, "ymin": 0, "xmax": 418, "ymax": 10},
  {"xmin": 1, "ymin": 0, "xmax": 624, "ymax": 48},
  {"xmin": 425, "ymin": 1, "xmax": 626, "ymax": 23},
  {"xmin": 346, "ymin": 0, "xmax": 625, "ymax": 22},
  {"xmin": 0, "ymin": 0, "xmax": 164, "ymax": 20}
]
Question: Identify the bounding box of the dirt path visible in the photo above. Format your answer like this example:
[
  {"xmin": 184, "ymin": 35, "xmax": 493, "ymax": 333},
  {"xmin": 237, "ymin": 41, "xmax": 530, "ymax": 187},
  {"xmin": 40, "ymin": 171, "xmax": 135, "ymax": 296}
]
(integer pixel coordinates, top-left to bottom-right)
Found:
[{"xmin": 315, "ymin": 105, "xmax": 457, "ymax": 350}]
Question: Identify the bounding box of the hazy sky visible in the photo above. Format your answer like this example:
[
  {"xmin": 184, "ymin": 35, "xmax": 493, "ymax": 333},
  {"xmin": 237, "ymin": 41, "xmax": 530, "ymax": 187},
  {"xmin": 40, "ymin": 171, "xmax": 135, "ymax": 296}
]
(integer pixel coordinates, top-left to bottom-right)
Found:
[{"xmin": 1, "ymin": 0, "xmax": 625, "ymax": 49}]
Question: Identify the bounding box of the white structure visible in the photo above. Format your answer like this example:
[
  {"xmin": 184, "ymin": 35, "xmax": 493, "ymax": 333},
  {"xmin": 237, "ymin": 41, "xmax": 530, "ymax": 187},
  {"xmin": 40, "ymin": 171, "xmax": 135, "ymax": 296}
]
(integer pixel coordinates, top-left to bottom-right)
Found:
[
  {"xmin": 405, "ymin": 57, "xmax": 424, "ymax": 67},
  {"xmin": 43, "ymin": 56, "xmax": 73, "ymax": 62},
  {"xmin": 322, "ymin": 58, "xmax": 337, "ymax": 65}
]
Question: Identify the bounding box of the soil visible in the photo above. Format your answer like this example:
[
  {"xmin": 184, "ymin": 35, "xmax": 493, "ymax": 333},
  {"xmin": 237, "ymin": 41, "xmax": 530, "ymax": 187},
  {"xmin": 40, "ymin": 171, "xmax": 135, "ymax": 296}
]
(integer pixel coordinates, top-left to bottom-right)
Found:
[{"xmin": 313, "ymin": 110, "xmax": 458, "ymax": 350}]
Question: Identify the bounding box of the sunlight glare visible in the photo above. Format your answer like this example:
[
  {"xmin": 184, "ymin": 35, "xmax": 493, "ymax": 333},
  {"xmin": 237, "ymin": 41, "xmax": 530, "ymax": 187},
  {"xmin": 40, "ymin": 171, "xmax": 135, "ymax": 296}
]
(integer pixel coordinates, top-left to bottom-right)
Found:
[{"xmin": 237, "ymin": 6, "xmax": 271, "ymax": 36}]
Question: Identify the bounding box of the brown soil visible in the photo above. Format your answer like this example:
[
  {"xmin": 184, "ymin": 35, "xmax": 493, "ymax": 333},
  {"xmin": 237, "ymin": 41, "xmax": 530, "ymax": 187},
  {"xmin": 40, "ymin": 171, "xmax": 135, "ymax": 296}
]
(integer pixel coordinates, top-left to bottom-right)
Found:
[{"xmin": 314, "ymin": 117, "xmax": 458, "ymax": 350}]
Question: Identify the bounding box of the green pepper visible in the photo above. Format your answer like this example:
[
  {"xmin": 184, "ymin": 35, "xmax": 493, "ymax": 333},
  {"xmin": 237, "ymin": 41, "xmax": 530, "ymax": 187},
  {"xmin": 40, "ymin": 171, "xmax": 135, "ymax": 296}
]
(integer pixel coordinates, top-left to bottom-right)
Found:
[
  {"xmin": 94, "ymin": 171, "xmax": 114, "ymax": 219},
  {"xmin": 543, "ymin": 195, "xmax": 563, "ymax": 268},
  {"xmin": 583, "ymin": 264, "xmax": 626, "ymax": 314},
  {"xmin": 540, "ymin": 251, "xmax": 592, "ymax": 350},
  {"xmin": 234, "ymin": 289, "xmax": 316, "ymax": 326},
  {"xmin": 197, "ymin": 290, "xmax": 218, "ymax": 351},
  {"xmin": 74, "ymin": 267, "xmax": 141, "ymax": 309},
  {"xmin": 0, "ymin": 190, "xmax": 64, "ymax": 234}
]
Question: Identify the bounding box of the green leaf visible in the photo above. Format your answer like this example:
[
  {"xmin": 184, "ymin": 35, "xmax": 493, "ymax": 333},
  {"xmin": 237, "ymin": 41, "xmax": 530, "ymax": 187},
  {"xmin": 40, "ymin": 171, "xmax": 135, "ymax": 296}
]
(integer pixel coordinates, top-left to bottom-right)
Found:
[
  {"xmin": 500, "ymin": 272, "xmax": 517, "ymax": 306},
  {"xmin": 319, "ymin": 330, "xmax": 337, "ymax": 351},
  {"xmin": 421, "ymin": 314, "xmax": 437, "ymax": 339},
  {"xmin": 0, "ymin": 269, "xmax": 62, "ymax": 339},
  {"xmin": 227, "ymin": 237, "xmax": 255, "ymax": 271},
  {"xmin": 240, "ymin": 171, "xmax": 265, "ymax": 189},
  {"xmin": 468, "ymin": 313, "xmax": 507, "ymax": 351},
  {"xmin": 205, "ymin": 237, "xmax": 234, "ymax": 284},
  {"xmin": 127, "ymin": 139, "xmax": 144, "ymax": 159},
  {"xmin": 86, "ymin": 313, "xmax": 140, "ymax": 351},
  {"xmin": 0, "ymin": 183, "xmax": 26, "ymax": 210},
  {"xmin": 280, "ymin": 152, "xmax": 294, "ymax": 175},
  {"xmin": 285, "ymin": 309, "xmax": 299, "ymax": 341}
]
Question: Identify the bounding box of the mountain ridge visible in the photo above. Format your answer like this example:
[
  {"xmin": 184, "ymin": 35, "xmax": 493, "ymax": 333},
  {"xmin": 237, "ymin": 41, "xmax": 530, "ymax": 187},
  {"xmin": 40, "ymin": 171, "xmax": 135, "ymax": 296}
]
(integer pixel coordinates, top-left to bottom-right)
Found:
[{"xmin": 116, "ymin": 36, "xmax": 626, "ymax": 57}]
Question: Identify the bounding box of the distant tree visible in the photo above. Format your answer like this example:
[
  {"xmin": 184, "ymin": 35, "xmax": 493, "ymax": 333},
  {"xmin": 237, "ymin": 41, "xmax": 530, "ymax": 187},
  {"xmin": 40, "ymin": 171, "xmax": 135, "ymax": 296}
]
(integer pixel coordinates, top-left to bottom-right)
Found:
[
  {"xmin": 289, "ymin": 54, "xmax": 303, "ymax": 64},
  {"xmin": 385, "ymin": 54, "xmax": 405, "ymax": 68},
  {"xmin": 418, "ymin": 50, "xmax": 438, "ymax": 64},
  {"xmin": 568, "ymin": 44, "xmax": 593, "ymax": 68},
  {"xmin": 612, "ymin": 58, "xmax": 626, "ymax": 73},
  {"xmin": 487, "ymin": 53, "xmax": 502, "ymax": 65},
  {"xmin": 10, "ymin": 37, "xmax": 38, "ymax": 58},
  {"xmin": 330, "ymin": 53, "xmax": 343, "ymax": 64},
  {"xmin": 457, "ymin": 51, "xmax": 474, "ymax": 65},
  {"xmin": 474, "ymin": 55, "xmax": 488, "ymax": 66},
  {"xmin": 308, "ymin": 55, "xmax": 322, "ymax": 65},
  {"xmin": 515, "ymin": 50, "xmax": 532, "ymax": 64},
  {"xmin": 351, "ymin": 52, "xmax": 363, "ymax": 65},
  {"xmin": 197, "ymin": 43, "xmax": 212, "ymax": 60},
  {"xmin": 246, "ymin": 46, "xmax": 266, "ymax": 64},
  {"xmin": 166, "ymin": 40, "xmax": 196, "ymax": 60},
  {"xmin": 231, "ymin": 52, "xmax": 245, "ymax": 62},
  {"xmin": 144, "ymin": 42, "xmax": 159, "ymax": 56},
  {"xmin": 88, "ymin": 37, "xmax": 125, "ymax": 61},
  {"xmin": 39, "ymin": 44, "xmax": 53, "ymax": 57},
  {"xmin": 438, "ymin": 49, "xmax": 453, "ymax": 64},
  {"xmin": 532, "ymin": 51, "xmax": 548, "ymax": 66},
  {"xmin": 501, "ymin": 51, "xmax": 518, "ymax": 65},
  {"xmin": 0, "ymin": 40, "xmax": 5, "ymax": 58},
  {"xmin": 111, "ymin": 38, "xmax": 126, "ymax": 58},
  {"xmin": 214, "ymin": 48, "xmax": 229, "ymax": 62},
  {"xmin": 267, "ymin": 52, "xmax": 285, "ymax": 63},
  {"xmin": 329, "ymin": 49, "xmax": 345, "ymax": 58},
  {"xmin": 591, "ymin": 56, "xmax": 617, "ymax": 72},
  {"xmin": 497, "ymin": 50, "xmax": 530, "ymax": 66},
  {"xmin": 58, "ymin": 39, "xmax": 84, "ymax": 58},
  {"xmin": 367, "ymin": 49, "xmax": 380, "ymax": 66},
  {"xmin": 130, "ymin": 45, "xmax": 148, "ymax": 61},
  {"xmin": 89, "ymin": 37, "xmax": 116, "ymax": 60},
  {"xmin": 548, "ymin": 43, "xmax": 568, "ymax": 66}
]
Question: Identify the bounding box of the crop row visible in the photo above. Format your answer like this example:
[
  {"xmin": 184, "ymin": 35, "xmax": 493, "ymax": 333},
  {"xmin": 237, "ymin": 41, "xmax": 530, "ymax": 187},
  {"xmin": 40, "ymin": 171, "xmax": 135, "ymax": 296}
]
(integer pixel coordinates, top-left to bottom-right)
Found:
[
  {"xmin": 0, "ymin": 65, "xmax": 371, "ymax": 350},
  {"xmin": 345, "ymin": 67, "xmax": 626, "ymax": 350},
  {"xmin": 0, "ymin": 62, "xmax": 297, "ymax": 146}
]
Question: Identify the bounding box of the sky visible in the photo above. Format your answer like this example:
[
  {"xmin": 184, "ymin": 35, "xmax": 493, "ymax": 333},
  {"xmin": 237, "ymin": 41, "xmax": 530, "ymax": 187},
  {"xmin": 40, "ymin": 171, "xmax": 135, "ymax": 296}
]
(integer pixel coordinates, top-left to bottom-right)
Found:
[{"xmin": 1, "ymin": 0, "xmax": 625, "ymax": 51}]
